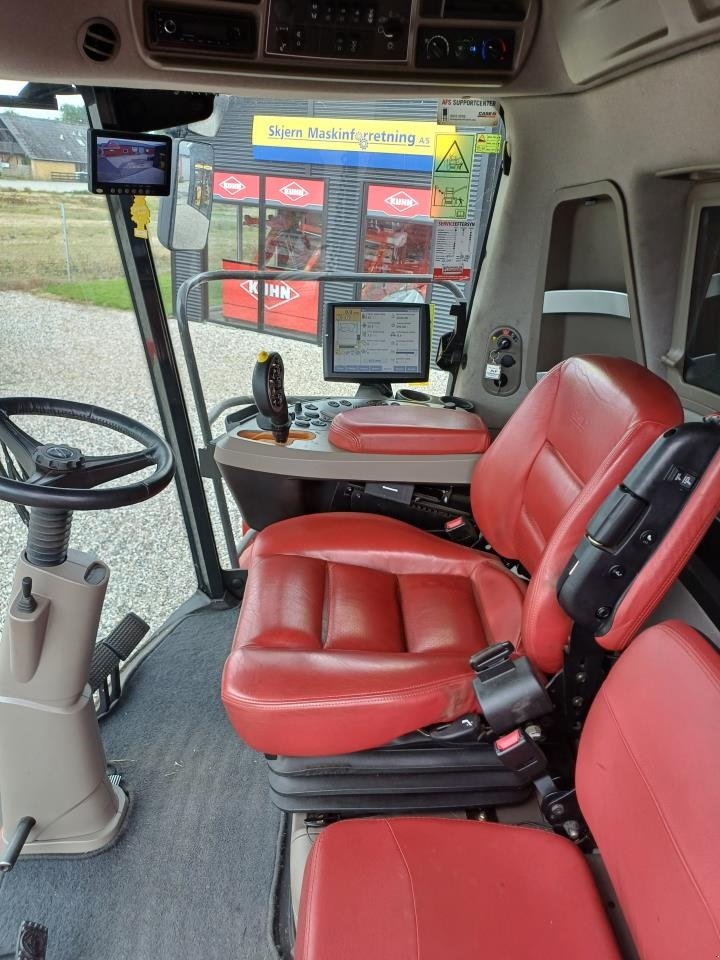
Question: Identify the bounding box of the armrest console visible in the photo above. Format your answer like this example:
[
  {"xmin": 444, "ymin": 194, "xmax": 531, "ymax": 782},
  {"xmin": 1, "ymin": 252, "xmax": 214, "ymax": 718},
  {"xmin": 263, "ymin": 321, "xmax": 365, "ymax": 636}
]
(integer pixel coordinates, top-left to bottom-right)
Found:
[{"xmin": 328, "ymin": 405, "xmax": 490, "ymax": 456}]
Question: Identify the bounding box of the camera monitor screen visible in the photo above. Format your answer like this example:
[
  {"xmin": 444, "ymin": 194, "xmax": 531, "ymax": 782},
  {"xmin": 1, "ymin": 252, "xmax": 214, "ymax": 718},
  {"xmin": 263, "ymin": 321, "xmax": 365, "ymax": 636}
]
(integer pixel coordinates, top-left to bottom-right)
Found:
[
  {"xmin": 88, "ymin": 130, "xmax": 173, "ymax": 196},
  {"xmin": 323, "ymin": 302, "xmax": 431, "ymax": 383}
]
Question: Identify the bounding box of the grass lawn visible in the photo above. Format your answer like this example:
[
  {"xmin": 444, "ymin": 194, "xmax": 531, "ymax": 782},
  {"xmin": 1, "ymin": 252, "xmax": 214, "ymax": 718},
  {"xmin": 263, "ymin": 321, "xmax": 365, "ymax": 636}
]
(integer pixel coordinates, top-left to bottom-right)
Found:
[
  {"xmin": 44, "ymin": 275, "xmax": 173, "ymax": 312},
  {"xmin": 1, "ymin": 187, "xmax": 232, "ymax": 313},
  {"xmin": 0, "ymin": 189, "xmax": 171, "ymax": 292}
]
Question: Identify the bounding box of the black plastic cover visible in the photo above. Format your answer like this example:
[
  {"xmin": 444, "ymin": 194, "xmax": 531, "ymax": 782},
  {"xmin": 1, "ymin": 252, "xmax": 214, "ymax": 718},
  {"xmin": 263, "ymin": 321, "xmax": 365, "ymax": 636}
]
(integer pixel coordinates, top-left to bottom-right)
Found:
[
  {"xmin": 558, "ymin": 421, "xmax": 720, "ymax": 634},
  {"xmin": 471, "ymin": 646, "xmax": 552, "ymax": 735}
]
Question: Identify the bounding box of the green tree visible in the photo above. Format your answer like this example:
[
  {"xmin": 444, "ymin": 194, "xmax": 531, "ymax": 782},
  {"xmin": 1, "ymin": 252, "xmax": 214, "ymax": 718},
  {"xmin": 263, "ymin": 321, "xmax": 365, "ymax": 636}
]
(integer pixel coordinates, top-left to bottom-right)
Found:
[{"xmin": 60, "ymin": 103, "xmax": 86, "ymax": 125}]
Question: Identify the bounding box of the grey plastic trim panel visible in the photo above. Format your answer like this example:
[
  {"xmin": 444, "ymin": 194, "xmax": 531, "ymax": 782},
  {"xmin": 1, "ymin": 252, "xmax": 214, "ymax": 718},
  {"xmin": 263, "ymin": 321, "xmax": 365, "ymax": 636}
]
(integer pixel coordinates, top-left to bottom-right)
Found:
[
  {"xmin": 542, "ymin": 289, "xmax": 631, "ymax": 319},
  {"xmin": 215, "ymin": 431, "xmax": 479, "ymax": 484}
]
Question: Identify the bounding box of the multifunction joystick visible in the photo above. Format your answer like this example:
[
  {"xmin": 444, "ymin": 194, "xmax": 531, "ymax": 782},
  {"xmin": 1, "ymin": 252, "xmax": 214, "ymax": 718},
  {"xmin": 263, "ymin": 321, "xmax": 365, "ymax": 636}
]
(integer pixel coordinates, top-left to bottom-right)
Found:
[{"xmin": 252, "ymin": 351, "xmax": 291, "ymax": 444}]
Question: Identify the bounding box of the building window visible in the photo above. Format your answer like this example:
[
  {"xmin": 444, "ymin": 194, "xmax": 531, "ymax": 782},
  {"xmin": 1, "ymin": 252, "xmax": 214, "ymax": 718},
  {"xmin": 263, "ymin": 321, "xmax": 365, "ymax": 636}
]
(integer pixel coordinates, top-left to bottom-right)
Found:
[
  {"xmin": 213, "ymin": 172, "xmax": 327, "ymax": 337},
  {"xmin": 360, "ymin": 184, "xmax": 433, "ymax": 303}
]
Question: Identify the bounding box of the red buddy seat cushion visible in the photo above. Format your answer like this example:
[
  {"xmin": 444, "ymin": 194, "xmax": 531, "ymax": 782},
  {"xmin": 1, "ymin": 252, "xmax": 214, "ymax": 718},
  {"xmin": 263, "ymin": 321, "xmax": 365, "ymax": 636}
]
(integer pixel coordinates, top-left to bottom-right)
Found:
[{"xmin": 295, "ymin": 621, "xmax": 720, "ymax": 960}]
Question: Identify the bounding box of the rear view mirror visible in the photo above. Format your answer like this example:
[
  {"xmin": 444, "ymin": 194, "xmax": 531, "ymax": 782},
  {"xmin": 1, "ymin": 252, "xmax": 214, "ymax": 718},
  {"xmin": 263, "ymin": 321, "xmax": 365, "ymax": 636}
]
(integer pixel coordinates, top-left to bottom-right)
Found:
[{"xmin": 157, "ymin": 140, "xmax": 214, "ymax": 251}]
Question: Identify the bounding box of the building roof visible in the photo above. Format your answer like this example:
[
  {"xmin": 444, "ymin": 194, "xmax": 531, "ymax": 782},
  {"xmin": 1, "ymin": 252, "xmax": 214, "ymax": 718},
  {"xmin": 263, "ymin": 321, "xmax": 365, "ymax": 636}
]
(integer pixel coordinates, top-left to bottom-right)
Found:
[{"xmin": 0, "ymin": 113, "xmax": 87, "ymax": 163}]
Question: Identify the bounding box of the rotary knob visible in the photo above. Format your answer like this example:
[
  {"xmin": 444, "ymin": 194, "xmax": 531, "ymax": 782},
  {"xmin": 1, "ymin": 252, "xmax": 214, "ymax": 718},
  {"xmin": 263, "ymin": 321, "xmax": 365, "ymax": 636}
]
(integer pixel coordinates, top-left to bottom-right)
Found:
[
  {"xmin": 481, "ymin": 36, "xmax": 509, "ymax": 64},
  {"xmin": 426, "ymin": 34, "xmax": 450, "ymax": 60}
]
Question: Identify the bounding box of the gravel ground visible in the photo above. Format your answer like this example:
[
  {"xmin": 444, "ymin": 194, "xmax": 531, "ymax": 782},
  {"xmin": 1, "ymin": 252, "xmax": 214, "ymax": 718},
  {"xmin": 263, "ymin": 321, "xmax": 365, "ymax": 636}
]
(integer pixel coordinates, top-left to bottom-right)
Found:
[{"xmin": 0, "ymin": 290, "xmax": 447, "ymax": 638}]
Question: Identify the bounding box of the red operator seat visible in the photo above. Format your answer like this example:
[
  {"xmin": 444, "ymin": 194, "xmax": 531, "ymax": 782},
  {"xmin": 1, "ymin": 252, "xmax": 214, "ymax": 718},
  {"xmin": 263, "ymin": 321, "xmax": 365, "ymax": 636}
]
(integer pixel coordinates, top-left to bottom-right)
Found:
[
  {"xmin": 294, "ymin": 621, "xmax": 720, "ymax": 960},
  {"xmin": 222, "ymin": 356, "xmax": 683, "ymax": 757}
]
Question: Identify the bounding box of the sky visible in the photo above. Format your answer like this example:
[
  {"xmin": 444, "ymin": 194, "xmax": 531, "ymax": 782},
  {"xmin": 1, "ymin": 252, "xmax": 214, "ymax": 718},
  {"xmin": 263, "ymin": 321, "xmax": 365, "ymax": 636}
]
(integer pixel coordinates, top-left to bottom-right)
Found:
[{"xmin": 0, "ymin": 79, "xmax": 83, "ymax": 118}]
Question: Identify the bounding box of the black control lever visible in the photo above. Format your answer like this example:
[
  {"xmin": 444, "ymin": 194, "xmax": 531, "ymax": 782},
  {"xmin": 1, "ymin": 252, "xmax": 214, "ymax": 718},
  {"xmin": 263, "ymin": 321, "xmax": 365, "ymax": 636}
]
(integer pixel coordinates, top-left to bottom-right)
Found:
[
  {"xmin": 0, "ymin": 816, "xmax": 36, "ymax": 872},
  {"xmin": 252, "ymin": 351, "xmax": 291, "ymax": 444}
]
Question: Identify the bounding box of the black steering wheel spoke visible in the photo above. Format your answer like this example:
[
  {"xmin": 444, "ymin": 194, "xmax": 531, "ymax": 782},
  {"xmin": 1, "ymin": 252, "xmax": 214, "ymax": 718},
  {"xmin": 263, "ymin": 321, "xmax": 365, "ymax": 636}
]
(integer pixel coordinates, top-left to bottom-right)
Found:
[
  {"xmin": 0, "ymin": 411, "xmax": 41, "ymax": 475},
  {"xmin": 80, "ymin": 447, "xmax": 157, "ymax": 487}
]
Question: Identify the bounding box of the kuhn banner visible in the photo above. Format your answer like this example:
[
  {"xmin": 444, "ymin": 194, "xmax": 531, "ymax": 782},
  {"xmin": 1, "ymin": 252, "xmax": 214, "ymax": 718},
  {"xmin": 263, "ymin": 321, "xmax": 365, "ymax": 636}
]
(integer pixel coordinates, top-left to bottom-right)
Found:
[
  {"xmin": 221, "ymin": 259, "xmax": 320, "ymax": 337},
  {"xmin": 366, "ymin": 184, "xmax": 431, "ymax": 219}
]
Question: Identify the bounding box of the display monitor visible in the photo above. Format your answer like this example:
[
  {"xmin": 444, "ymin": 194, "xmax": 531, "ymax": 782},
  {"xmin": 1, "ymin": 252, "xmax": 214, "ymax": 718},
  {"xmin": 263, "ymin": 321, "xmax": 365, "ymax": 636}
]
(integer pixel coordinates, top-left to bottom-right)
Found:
[
  {"xmin": 323, "ymin": 302, "xmax": 431, "ymax": 383},
  {"xmin": 88, "ymin": 129, "xmax": 173, "ymax": 196}
]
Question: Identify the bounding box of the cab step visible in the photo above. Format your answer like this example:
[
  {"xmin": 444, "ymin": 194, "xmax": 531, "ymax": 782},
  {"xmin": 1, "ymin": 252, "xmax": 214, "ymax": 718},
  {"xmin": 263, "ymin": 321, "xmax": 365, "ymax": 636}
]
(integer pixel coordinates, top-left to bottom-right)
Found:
[{"xmin": 89, "ymin": 612, "xmax": 149, "ymax": 718}]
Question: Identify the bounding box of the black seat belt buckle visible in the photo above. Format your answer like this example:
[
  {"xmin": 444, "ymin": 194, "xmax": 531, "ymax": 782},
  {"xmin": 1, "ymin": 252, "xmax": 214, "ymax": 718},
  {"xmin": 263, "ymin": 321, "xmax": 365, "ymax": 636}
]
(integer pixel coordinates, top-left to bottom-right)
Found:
[
  {"xmin": 494, "ymin": 727, "xmax": 548, "ymax": 779},
  {"xmin": 470, "ymin": 642, "xmax": 553, "ymax": 736}
]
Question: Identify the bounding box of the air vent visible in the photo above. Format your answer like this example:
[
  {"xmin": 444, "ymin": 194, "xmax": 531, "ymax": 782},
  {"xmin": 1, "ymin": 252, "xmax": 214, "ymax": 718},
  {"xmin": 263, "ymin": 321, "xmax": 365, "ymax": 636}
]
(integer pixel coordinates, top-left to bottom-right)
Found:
[{"xmin": 80, "ymin": 20, "xmax": 120, "ymax": 63}]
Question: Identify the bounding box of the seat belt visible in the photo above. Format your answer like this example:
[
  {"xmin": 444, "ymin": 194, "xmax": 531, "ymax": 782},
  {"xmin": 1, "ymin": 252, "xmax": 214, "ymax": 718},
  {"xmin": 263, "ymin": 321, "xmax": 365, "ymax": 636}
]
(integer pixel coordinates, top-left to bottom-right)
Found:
[{"xmin": 493, "ymin": 727, "xmax": 588, "ymax": 846}]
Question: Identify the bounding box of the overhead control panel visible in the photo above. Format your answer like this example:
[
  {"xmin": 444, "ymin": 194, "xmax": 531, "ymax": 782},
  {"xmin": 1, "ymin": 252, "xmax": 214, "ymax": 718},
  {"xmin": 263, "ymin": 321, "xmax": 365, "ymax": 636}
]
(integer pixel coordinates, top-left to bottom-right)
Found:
[
  {"xmin": 142, "ymin": 0, "xmax": 537, "ymax": 84},
  {"xmin": 267, "ymin": 0, "xmax": 412, "ymax": 61}
]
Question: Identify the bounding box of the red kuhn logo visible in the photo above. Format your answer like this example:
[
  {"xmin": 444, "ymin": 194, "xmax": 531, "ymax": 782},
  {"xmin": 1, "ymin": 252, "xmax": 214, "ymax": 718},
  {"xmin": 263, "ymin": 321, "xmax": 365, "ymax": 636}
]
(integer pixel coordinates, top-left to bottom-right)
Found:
[
  {"xmin": 240, "ymin": 280, "xmax": 300, "ymax": 310},
  {"xmin": 384, "ymin": 191, "xmax": 418, "ymax": 213},
  {"xmin": 218, "ymin": 175, "xmax": 245, "ymax": 195},
  {"xmin": 279, "ymin": 181, "xmax": 309, "ymax": 202}
]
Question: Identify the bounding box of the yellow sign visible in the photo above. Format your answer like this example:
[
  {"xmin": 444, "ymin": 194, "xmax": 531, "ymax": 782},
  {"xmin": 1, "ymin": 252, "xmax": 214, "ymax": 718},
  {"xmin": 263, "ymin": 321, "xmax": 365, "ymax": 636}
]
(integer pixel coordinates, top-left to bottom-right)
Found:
[
  {"xmin": 430, "ymin": 133, "xmax": 475, "ymax": 219},
  {"xmin": 129, "ymin": 196, "xmax": 151, "ymax": 239},
  {"xmin": 475, "ymin": 133, "xmax": 503, "ymax": 154},
  {"xmin": 252, "ymin": 116, "xmax": 456, "ymax": 171}
]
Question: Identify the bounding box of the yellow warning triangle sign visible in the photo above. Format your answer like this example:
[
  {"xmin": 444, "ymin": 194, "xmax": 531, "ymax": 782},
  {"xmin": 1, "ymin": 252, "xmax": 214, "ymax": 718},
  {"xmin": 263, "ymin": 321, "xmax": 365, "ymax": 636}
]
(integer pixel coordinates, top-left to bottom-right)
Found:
[{"xmin": 435, "ymin": 139, "xmax": 470, "ymax": 174}]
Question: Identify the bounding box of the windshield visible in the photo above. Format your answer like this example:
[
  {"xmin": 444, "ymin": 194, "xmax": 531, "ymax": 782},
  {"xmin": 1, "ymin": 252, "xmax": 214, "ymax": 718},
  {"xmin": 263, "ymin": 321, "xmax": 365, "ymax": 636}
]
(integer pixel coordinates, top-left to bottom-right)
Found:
[{"xmin": 0, "ymin": 86, "xmax": 504, "ymax": 632}]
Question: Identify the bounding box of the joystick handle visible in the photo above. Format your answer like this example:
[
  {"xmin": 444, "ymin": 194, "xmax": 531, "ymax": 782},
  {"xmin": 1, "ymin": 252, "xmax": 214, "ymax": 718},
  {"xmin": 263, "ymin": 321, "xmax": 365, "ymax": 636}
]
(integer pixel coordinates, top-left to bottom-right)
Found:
[{"xmin": 252, "ymin": 351, "xmax": 291, "ymax": 444}]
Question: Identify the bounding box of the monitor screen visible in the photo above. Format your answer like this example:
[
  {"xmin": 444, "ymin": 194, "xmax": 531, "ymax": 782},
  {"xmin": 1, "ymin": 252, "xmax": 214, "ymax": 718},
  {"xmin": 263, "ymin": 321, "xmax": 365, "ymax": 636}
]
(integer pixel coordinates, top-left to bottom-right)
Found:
[
  {"xmin": 88, "ymin": 130, "xmax": 173, "ymax": 196},
  {"xmin": 323, "ymin": 302, "xmax": 431, "ymax": 383}
]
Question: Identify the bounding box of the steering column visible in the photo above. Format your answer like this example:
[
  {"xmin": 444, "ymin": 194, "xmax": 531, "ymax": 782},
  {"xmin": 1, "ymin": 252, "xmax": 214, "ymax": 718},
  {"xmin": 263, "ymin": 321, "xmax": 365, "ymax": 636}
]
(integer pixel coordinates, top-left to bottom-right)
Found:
[{"xmin": 0, "ymin": 398, "xmax": 174, "ymax": 860}]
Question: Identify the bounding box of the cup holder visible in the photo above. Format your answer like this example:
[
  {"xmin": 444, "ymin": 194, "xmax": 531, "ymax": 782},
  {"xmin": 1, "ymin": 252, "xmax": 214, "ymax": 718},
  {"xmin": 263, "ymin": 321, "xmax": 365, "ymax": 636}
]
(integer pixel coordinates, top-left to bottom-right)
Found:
[
  {"xmin": 441, "ymin": 395, "xmax": 474, "ymax": 412},
  {"xmin": 396, "ymin": 389, "xmax": 431, "ymax": 403}
]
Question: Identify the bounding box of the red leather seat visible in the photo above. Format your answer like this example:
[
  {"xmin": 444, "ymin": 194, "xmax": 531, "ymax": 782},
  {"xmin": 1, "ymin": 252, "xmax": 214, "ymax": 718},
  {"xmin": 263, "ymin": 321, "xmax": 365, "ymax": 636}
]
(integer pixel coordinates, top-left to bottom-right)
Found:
[
  {"xmin": 223, "ymin": 356, "xmax": 683, "ymax": 756},
  {"xmin": 294, "ymin": 621, "xmax": 720, "ymax": 960}
]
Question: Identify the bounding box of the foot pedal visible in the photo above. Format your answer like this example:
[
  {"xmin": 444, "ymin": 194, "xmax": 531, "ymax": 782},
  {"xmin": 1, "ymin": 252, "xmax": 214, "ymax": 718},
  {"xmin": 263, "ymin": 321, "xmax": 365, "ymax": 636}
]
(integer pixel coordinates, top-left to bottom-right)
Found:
[
  {"xmin": 15, "ymin": 921, "xmax": 47, "ymax": 960},
  {"xmin": 89, "ymin": 613, "xmax": 149, "ymax": 719}
]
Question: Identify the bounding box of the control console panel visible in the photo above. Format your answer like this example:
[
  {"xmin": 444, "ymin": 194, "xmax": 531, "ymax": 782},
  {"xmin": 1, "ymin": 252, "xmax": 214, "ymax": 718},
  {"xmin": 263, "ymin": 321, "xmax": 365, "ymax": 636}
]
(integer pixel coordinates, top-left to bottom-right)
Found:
[
  {"xmin": 267, "ymin": 0, "xmax": 411, "ymax": 61},
  {"xmin": 483, "ymin": 326, "xmax": 522, "ymax": 396},
  {"xmin": 143, "ymin": 0, "xmax": 536, "ymax": 81},
  {"xmin": 416, "ymin": 27, "xmax": 514, "ymax": 71},
  {"xmin": 290, "ymin": 396, "xmax": 403, "ymax": 430}
]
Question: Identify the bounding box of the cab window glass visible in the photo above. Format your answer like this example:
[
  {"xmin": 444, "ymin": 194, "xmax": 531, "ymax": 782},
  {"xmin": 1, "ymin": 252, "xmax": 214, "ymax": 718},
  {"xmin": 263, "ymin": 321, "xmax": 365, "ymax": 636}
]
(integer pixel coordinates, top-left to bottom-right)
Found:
[{"xmin": 684, "ymin": 206, "xmax": 720, "ymax": 394}]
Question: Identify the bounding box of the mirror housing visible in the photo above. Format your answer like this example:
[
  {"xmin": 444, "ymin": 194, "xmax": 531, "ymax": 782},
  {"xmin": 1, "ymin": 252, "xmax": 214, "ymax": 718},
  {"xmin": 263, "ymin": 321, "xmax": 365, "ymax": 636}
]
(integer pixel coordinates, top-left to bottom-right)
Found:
[
  {"xmin": 187, "ymin": 94, "xmax": 230, "ymax": 138},
  {"xmin": 157, "ymin": 140, "xmax": 214, "ymax": 252}
]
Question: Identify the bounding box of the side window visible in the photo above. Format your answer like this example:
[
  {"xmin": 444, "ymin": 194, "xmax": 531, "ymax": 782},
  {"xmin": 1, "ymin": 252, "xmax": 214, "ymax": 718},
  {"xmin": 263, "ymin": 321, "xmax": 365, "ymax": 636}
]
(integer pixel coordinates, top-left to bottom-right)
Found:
[{"xmin": 683, "ymin": 206, "xmax": 720, "ymax": 394}]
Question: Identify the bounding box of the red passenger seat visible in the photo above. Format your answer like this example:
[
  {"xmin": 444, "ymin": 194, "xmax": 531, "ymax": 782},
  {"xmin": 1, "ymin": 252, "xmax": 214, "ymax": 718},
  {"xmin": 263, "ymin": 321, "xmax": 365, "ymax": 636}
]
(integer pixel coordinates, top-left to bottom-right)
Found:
[
  {"xmin": 294, "ymin": 621, "xmax": 720, "ymax": 960},
  {"xmin": 222, "ymin": 356, "xmax": 683, "ymax": 756}
]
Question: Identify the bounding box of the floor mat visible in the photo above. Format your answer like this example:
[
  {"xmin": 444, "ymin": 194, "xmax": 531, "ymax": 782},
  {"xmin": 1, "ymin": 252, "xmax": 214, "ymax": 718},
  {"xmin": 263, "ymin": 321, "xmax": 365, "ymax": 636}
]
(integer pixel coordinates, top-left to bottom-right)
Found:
[{"xmin": 0, "ymin": 604, "xmax": 282, "ymax": 960}]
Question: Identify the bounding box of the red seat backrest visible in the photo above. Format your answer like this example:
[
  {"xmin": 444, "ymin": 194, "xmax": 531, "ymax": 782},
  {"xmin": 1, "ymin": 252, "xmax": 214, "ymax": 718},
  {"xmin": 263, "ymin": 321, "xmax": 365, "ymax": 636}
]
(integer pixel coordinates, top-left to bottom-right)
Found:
[
  {"xmin": 470, "ymin": 355, "xmax": 682, "ymax": 673},
  {"xmin": 577, "ymin": 621, "xmax": 720, "ymax": 959}
]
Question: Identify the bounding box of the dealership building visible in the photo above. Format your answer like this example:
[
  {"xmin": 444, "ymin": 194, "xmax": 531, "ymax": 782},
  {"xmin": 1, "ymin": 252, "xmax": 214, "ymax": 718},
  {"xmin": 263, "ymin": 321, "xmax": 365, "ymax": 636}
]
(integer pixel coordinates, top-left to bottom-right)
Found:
[{"xmin": 175, "ymin": 97, "xmax": 502, "ymax": 360}]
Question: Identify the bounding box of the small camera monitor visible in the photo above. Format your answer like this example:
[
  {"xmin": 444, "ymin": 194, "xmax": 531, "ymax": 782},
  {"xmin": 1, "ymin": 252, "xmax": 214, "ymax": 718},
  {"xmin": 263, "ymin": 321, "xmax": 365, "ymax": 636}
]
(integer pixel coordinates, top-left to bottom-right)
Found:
[
  {"xmin": 88, "ymin": 129, "xmax": 173, "ymax": 196},
  {"xmin": 323, "ymin": 302, "xmax": 431, "ymax": 383}
]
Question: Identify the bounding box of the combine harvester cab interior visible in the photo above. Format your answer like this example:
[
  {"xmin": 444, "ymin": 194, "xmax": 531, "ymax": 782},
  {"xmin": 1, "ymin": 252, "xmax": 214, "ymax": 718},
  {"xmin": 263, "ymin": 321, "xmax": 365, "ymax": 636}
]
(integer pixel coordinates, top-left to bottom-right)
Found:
[{"xmin": 1, "ymin": 1, "xmax": 720, "ymax": 957}]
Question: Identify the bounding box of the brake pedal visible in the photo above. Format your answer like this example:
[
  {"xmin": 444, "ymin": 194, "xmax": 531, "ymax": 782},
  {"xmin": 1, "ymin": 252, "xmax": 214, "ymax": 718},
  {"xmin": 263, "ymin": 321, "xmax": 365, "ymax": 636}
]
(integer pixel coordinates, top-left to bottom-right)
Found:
[{"xmin": 89, "ymin": 613, "xmax": 149, "ymax": 718}]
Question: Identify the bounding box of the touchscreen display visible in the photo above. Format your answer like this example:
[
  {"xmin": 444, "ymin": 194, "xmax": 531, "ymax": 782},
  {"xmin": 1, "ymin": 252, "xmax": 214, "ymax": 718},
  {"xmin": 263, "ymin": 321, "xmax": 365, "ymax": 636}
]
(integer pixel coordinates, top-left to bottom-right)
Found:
[
  {"xmin": 324, "ymin": 302, "xmax": 430, "ymax": 382},
  {"xmin": 88, "ymin": 130, "xmax": 172, "ymax": 196}
]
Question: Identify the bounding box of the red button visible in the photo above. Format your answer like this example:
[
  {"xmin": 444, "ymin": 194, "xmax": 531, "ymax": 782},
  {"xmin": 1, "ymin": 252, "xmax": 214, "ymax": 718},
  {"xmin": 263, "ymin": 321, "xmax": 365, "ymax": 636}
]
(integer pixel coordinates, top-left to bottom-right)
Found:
[
  {"xmin": 495, "ymin": 729, "xmax": 522, "ymax": 752},
  {"xmin": 445, "ymin": 517, "xmax": 465, "ymax": 531}
]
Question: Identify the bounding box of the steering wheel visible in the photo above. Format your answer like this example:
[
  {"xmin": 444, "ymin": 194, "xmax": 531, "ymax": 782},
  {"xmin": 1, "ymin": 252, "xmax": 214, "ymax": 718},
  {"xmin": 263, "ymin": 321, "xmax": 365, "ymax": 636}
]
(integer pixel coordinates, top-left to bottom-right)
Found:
[{"xmin": 0, "ymin": 398, "xmax": 175, "ymax": 511}]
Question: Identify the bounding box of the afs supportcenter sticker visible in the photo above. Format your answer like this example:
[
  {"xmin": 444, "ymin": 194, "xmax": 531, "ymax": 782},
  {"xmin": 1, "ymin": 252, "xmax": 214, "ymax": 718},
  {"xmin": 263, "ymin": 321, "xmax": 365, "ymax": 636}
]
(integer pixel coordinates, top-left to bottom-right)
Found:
[{"xmin": 437, "ymin": 98, "xmax": 498, "ymax": 127}]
